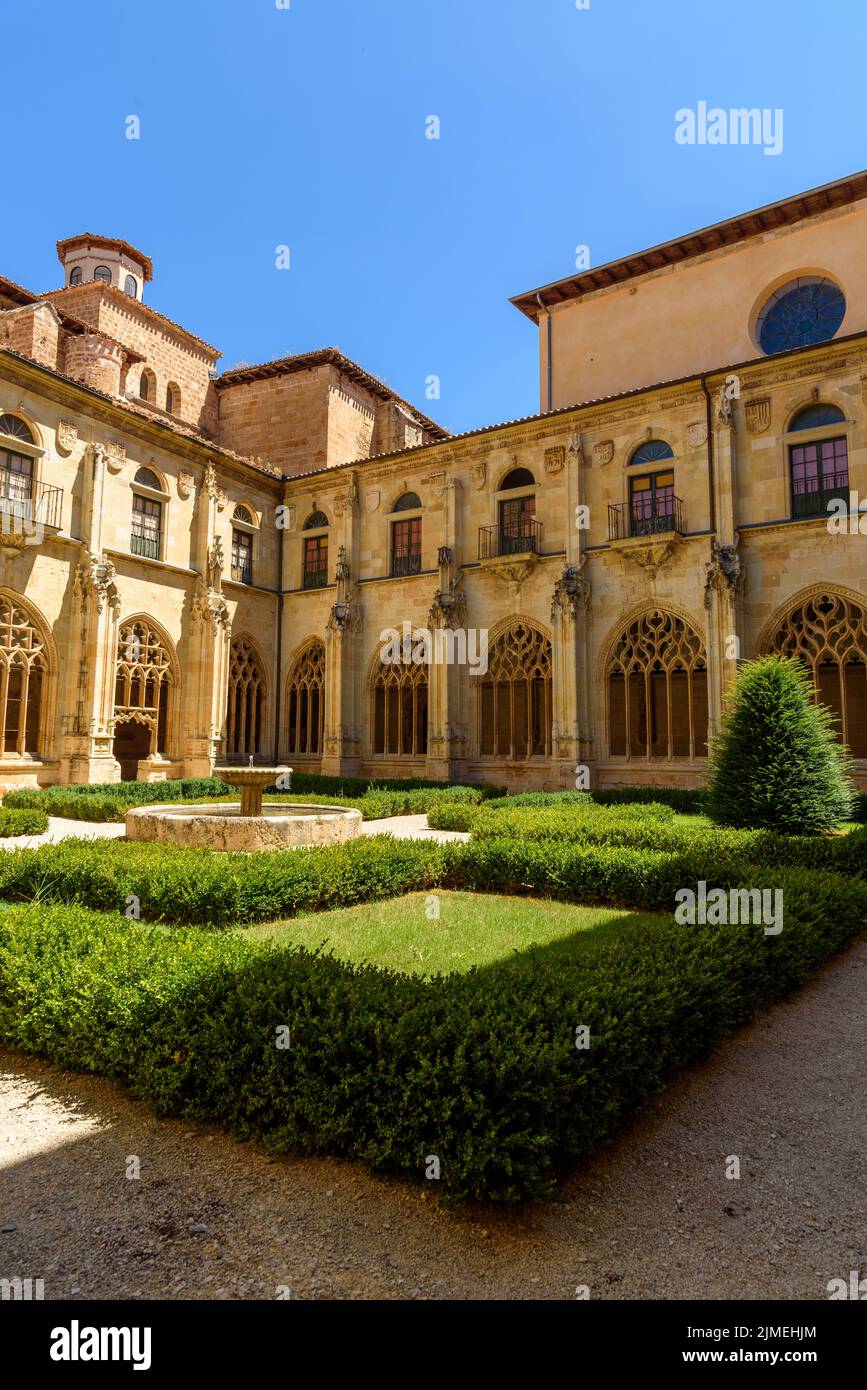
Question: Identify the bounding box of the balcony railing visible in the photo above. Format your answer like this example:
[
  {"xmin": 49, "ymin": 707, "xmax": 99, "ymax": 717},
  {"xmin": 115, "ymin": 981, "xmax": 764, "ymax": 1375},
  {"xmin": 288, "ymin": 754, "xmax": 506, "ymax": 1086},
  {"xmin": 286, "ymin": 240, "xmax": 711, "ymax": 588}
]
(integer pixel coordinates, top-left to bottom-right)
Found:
[
  {"xmin": 391, "ymin": 551, "xmax": 422, "ymax": 577},
  {"xmin": 608, "ymin": 497, "xmax": 684, "ymax": 542},
  {"xmin": 231, "ymin": 561, "xmax": 253, "ymax": 585},
  {"xmin": 130, "ymin": 531, "xmax": 161, "ymax": 560},
  {"xmin": 792, "ymin": 478, "xmax": 850, "ymax": 520},
  {"xmin": 302, "ymin": 564, "xmax": 329, "ymax": 590},
  {"xmin": 479, "ymin": 520, "xmax": 543, "ymax": 559},
  {"xmin": 0, "ymin": 482, "xmax": 63, "ymax": 533}
]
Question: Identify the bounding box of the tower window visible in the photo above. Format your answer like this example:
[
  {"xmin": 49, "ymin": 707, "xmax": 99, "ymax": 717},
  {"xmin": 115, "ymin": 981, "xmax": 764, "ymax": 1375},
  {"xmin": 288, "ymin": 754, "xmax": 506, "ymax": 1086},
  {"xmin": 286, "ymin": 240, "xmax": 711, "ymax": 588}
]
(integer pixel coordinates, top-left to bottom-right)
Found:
[
  {"xmin": 93, "ymin": 265, "xmax": 112, "ymax": 284},
  {"xmin": 124, "ymin": 274, "xmax": 137, "ymax": 297},
  {"xmin": 69, "ymin": 266, "xmax": 83, "ymax": 287}
]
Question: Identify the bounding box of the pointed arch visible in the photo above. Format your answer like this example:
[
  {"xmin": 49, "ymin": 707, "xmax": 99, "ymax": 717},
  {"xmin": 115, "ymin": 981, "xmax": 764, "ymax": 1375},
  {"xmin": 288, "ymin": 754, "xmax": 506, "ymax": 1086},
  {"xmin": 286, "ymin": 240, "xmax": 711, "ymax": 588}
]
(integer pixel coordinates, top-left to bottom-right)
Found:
[
  {"xmin": 473, "ymin": 617, "xmax": 552, "ymax": 759},
  {"xmin": 605, "ymin": 606, "xmax": 708, "ymax": 760},
  {"xmin": 0, "ymin": 589, "xmax": 55, "ymax": 758},
  {"xmin": 760, "ymin": 587, "xmax": 867, "ymax": 758},
  {"xmin": 369, "ymin": 633, "xmax": 428, "ymax": 757},
  {"xmin": 285, "ymin": 637, "xmax": 325, "ymax": 755},
  {"xmin": 226, "ymin": 633, "xmax": 268, "ymax": 760},
  {"xmin": 113, "ymin": 615, "xmax": 179, "ymax": 775}
]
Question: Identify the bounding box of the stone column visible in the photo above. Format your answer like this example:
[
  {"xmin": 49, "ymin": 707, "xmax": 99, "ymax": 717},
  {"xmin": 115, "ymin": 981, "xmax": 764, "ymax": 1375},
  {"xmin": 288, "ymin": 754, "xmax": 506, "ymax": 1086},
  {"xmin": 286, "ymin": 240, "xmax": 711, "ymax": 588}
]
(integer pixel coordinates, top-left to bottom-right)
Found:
[
  {"xmin": 182, "ymin": 463, "xmax": 231, "ymax": 776},
  {"xmin": 425, "ymin": 539, "xmax": 468, "ymax": 782},
  {"xmin": 551, "ymin": 562, "xmax": 592, "ymax": 786},
  {"xmin": 705, "ymin": 386, "xmax": 745, "ymax": 742},
  {"xmin": 63, "ymin": 545, "xmax": 123, "ymax": 784},
  {"xmin": 184, "ymin": 540, "xmax": 231, "ymax": 777},
  {"xmin": 320, "ymin": 512, "xmax": 364, "ymax": 777}
]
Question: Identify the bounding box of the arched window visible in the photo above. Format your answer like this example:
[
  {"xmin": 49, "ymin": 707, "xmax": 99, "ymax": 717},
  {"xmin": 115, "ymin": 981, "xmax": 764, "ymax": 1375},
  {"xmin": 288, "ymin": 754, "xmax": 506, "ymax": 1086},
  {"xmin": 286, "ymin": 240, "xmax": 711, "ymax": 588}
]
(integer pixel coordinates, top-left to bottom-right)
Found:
[
  {"xmin": 231, "ymin": 506, "xmax": 254, "ymax": 585},
  {"xmin": 500, "ymin": 467, "xmax": 535, "ymax": 490},
  {"xmin": 790, "ymin": 403, "xmax": 845, "ymax": 432},
  {"xmin": 0, "ymin": 416, "xmax": 34, "ymax": 521},
  {"xmin": 286, "ymin": 640, "xmax": 325, "ymax": 755},
  {"xmin": 766, "ymin": 593, "xmax": 867, "ymax": 758},
  {"xmin": 489, "ymin": 468, "xmax": 538, "ymax": 558},
  {"xmin": 130, "ymin": 468, "xmax": 163, "ymax": 560},
  {"xmin": 226, "ymin": 638, "xmax": 266, "ymax": 760},
  {"xmin": 390, "ymin": 494, "xmax": 422, "ymax": 576},
  {"xmin": 139, "ymin": 369, "xmax": 155, "ymax": 402},
  {"xmin": 93, "ymin": 265, "xmax": 112, "ymax": 284},
  {"xmin": 788, "ymin": 404, "xmax": 849, "ymax": 520},
  {"xmin": 0, "ymin": 597, "xmax": 47, "ymax": 756},
  {"xmin": 372, "ymin": 648, "xmax": 428, "ymax": 756},
  {"xmin": 476, "ymin": 621, "xmax": 551, "ymax": 759},
  {"xmin": 608, "ymin": 610, "xmax": 708, "ymax": 759},
  {"xmin": 630, "ymin": 439, "xmax": 674, "ymax": 467},
  {"xmin": 302, "ymin": 511, "xmax": 328, "ymax": 589},
  {"xmin": 757, "ymin": 277, "xmax": 846, "ymax": 355},
  {"xmin": 69, "ymin": 266, "xmax": 83, "ymax": 287},
  {"xmin": 165, "ymin": 382, "xmax": 180, "ymax": 415},
  {"xmin": 113, "ymin": 619, "xmax": 174, "ymax": 777},
  {"xmin": 124, "ymin": 274, "xmax": 137, "ymax": 298},
  {"xmin": 0, "ymin": 416, "xmax": 34, "ymax": 444},
  {"xmin": 392, "ymin": 491, "xmax": 421, "ymax": 512}
]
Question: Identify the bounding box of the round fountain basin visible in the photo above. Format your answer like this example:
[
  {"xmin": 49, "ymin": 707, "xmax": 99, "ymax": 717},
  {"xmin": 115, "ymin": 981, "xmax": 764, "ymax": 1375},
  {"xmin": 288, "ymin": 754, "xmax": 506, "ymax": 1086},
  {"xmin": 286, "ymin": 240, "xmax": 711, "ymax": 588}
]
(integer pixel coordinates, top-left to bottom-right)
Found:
[{"xmin": 125, "ymin": 802, "xmax": 363, "ymax": 852}]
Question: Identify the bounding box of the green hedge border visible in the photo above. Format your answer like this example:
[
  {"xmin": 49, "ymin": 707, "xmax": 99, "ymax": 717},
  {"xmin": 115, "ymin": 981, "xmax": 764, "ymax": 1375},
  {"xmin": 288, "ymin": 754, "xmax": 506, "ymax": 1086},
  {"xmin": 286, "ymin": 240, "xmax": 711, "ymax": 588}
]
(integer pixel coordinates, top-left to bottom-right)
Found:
[{"xmin": 1, "ymin": 861, "xmax": 864, "ymax": 1201}]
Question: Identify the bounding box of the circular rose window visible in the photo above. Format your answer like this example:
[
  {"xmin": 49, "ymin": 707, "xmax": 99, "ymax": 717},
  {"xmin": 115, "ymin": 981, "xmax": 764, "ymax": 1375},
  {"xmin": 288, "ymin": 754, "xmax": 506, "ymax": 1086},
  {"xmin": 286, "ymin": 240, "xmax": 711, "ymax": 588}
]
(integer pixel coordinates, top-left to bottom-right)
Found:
[{"xmin": 756, "ymin": 277, "xmax": 845, "ymax": 355}]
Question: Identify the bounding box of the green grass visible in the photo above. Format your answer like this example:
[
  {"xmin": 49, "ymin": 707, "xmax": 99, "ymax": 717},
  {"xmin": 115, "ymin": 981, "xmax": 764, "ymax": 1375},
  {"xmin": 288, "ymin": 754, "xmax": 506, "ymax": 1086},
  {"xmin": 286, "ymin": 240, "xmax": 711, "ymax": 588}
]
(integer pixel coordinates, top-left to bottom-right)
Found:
[{"xmin": 242, "ymin": 889, "xmax": 666, "ymax": 975}]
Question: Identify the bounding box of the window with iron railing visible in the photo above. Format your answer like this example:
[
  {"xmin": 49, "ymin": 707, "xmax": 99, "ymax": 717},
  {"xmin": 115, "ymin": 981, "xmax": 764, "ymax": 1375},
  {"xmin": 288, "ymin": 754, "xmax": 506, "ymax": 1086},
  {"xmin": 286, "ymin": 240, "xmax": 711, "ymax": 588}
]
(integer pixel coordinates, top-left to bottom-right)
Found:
[
  {"xmin": 391, "ymin": 517, "xmax": 422, "ymax": 576},
  {"xmin": 629, "ymin": 470, "xmax": 676, "ymax": 535},
  {"xmin": 790, "ymin": 436, "xmax": 849, "ymax": 520},
  {"xmin": 131, "ymin": 493, "xmax": 161, "ymax": 560},
  {"xmin": 231, "ymin": 528, "xmax": 253, "ymax": 584},
  {"xmin": 302, "ymin": 534, "xmax": 328, "ymax": 589},
  {"xmin": 0, "ymin": 448, "xmax": 33, "ymax": 519},
  {"xmin": 496, "ymin": 494, "xmax": 537, "ymax": 555}
]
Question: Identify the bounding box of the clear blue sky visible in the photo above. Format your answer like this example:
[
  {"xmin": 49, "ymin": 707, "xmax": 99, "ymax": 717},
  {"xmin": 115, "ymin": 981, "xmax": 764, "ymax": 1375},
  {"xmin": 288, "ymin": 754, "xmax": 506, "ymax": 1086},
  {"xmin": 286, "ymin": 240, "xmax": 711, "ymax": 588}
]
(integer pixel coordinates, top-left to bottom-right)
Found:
[{"xmin": 4, "ymin": 0, "xmax": 866, "ymax": 434}]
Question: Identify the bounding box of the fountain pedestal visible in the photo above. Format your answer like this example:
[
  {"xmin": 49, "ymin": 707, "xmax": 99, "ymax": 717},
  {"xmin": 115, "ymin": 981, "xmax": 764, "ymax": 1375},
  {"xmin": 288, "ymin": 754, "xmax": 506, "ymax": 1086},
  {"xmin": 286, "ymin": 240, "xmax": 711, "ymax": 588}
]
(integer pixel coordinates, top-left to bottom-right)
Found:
[{"xmin": 124, "ymin": 765, "xmax": 363, "ymax": 852}]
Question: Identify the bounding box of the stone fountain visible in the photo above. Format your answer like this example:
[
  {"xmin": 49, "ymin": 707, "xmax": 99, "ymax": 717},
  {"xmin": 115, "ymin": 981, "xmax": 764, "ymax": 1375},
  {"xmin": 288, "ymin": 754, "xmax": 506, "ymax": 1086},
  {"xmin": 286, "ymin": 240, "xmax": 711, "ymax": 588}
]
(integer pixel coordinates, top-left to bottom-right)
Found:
[{"xmin": 125, "ymin": 765, "xmax": 362, "ymax": 852}]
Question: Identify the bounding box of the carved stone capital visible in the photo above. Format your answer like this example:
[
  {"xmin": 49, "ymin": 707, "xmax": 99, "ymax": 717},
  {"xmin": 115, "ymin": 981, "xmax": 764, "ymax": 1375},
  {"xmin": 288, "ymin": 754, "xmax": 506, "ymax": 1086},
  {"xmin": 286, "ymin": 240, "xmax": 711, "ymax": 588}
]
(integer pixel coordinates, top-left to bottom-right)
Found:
[
  {"xmin": 704, "ymin": 538, "xmax": 745, "ymax": 607},
  {"xmin": 74, "ymin": 551, "xmax": 121, "ymax": 614},
  {"xmin": 551, "ymin": 562, "xmax": 591, "ymax": 620}
]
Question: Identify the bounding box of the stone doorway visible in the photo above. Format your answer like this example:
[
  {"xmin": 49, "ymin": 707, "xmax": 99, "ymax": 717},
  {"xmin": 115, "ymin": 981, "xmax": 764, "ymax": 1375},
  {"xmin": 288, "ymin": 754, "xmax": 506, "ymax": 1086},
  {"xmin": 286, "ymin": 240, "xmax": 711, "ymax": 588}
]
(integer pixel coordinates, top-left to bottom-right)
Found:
[{"xmin": 112, "ymin": 719, "xmax": 152, "ymax": 782}]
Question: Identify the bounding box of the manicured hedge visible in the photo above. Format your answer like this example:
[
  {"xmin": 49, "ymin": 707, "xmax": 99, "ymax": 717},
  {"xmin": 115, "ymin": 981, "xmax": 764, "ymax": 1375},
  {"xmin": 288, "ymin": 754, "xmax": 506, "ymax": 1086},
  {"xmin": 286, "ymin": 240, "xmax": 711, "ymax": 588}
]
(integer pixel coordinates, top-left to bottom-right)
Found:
[
  {"xmin": 3, "ymin": 778, "xmax": 493, "ymax": 824},
  {"xmin": 1, "ymin": 862, "xmax": 864, "ymax": 1201},
  {"xmin": 0, "ymin": 835, "xmax": 447, "ymax": 927},
  {"xmin": 1, "ymin": 822, "xmax": 863, "ymax": 925},
  {"xmin": 427, "ymin": 797, "xmax": 678, "ymax": 835},
  {"xmin": 468, "ymin": 805, "xmax": 867, "ymax": 875},
  {"xmin": 0, "ymin": 808, "xmax": 49, "ymax": 837}
]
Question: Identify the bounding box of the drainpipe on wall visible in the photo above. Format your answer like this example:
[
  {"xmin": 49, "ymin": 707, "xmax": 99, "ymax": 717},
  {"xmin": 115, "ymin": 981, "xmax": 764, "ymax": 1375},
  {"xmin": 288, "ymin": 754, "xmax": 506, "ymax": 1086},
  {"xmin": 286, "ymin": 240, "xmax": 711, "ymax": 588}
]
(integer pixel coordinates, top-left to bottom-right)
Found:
[
  {"xmin": 537, "ymin": 293, "xmax": 553, "ymax": 412},
  {"xmin": 273, "ymin": 488, "xmax": 285, "ymax": 764},
  {"xmin": 700, "ymin": 374, "xmax": 716, "ymax": 535}
]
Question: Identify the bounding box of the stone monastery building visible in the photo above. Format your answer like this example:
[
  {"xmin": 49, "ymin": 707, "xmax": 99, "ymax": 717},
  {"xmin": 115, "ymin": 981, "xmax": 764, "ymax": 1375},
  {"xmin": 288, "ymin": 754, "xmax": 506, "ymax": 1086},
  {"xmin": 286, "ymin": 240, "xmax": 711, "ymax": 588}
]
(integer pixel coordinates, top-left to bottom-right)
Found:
[{"xmin": 1, "ymin": 169, "xmax": 866, "ymax": 792}]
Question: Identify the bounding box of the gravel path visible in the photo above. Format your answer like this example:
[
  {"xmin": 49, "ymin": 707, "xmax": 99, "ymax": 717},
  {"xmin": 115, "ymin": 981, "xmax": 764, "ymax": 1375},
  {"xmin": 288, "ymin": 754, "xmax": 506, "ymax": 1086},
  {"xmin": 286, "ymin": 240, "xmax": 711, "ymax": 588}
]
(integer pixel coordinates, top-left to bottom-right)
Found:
[{"xmin": 1, "ymin": 939, "xmax": 864, "ymax": 1301}]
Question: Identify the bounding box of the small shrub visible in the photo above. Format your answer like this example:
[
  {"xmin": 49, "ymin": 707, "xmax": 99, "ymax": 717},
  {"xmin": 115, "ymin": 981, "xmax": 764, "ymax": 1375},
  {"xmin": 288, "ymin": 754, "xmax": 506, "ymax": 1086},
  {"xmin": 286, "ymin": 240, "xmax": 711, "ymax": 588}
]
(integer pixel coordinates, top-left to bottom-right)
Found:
[
  {"xmin": 0, "ymin": 808, "xmax": 48, "ymax": 837},
  {"xmin": 707, "ymin": 656, "xmax": 855, "ymax": 833}
]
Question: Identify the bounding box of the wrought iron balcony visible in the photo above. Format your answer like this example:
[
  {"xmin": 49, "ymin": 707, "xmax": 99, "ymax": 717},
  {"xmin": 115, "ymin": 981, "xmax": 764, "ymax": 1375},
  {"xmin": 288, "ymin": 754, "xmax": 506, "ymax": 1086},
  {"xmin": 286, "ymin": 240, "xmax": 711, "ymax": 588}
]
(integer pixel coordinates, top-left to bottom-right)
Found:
[
  {"xmin": 391, "ymin": 551, "xmax": 422, "ymax": 577},
  {"xmin": 130, "ymin": 531, "xmax": 161, "ymax": 560},
  {"xmin": 791, "ymin": 478, "xmax": 850, "ymax": 520},
  {"xmin": 479, "ymin": 520, "xmax": 543, "ymax": 559},
  {"xmin": 608, "ymin": 497, "xmax": 684, "ymax": 542},
  {"xmin": 0, "ymin": 482, "xmax": 63, "ymax": 534}
]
